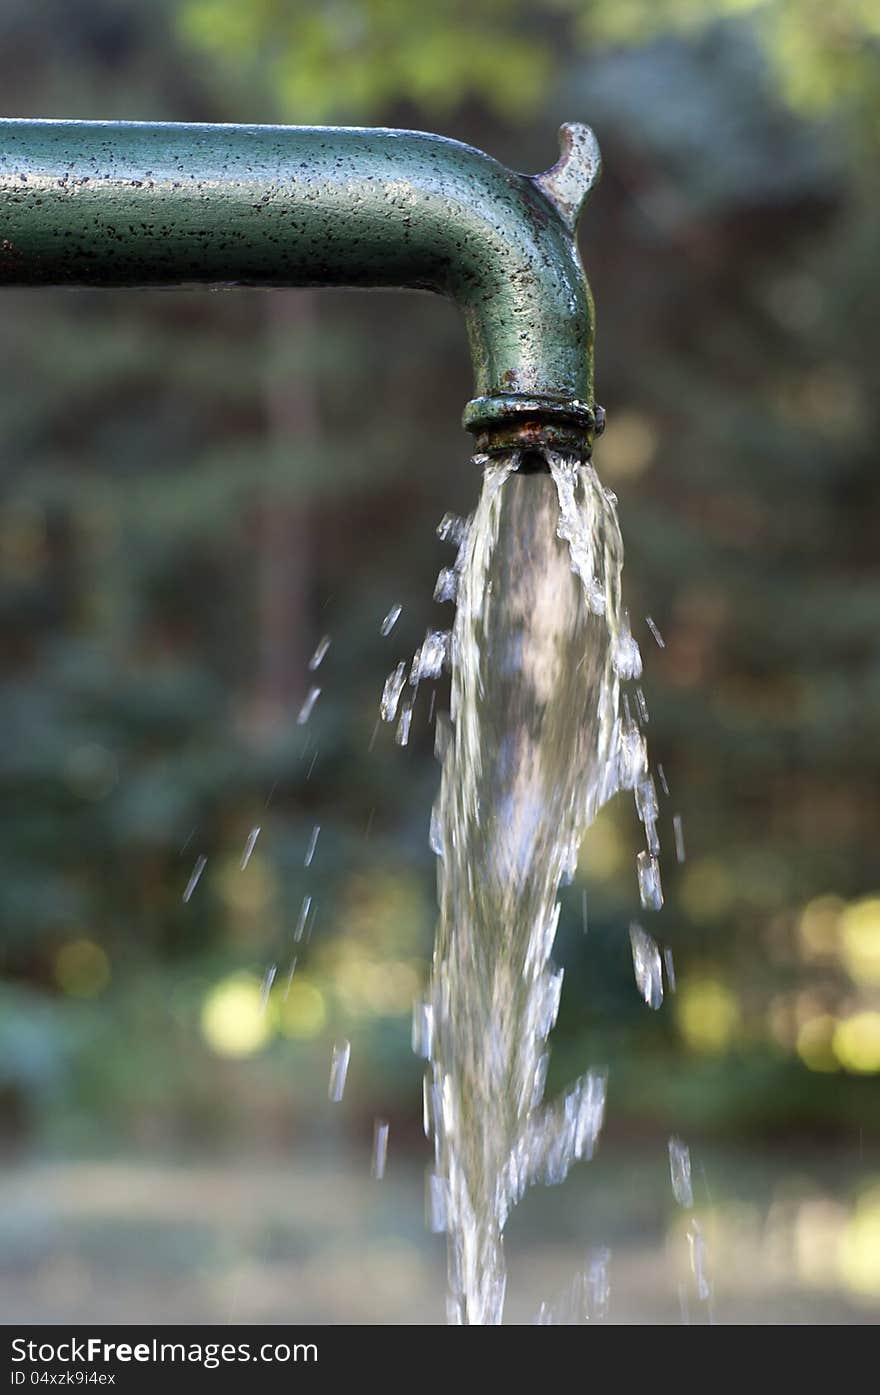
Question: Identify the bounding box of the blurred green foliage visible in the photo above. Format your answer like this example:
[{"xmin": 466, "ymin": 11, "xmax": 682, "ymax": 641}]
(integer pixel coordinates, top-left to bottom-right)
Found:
[
  {"xmin": 177, "ymin": 0, "xmax": 880, "ymax": 125},
  {"xmin": 0, "ymin": 0, "xmax": 879, "ymax": 1155},
  {"xmin": 178, "ymin": 0, "xmax": 556, "ymax": 120}
]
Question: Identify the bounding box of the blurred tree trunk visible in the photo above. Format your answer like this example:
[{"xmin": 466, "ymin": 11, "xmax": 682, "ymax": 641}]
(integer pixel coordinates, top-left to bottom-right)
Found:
[{"xmin": 256, "ymin": 289, "xmax": 318, "ymax": 730}]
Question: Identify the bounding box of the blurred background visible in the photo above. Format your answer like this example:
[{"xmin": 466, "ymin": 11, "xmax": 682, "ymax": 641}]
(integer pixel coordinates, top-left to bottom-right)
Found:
[{"xmin": 1, "ymin": 0, "xmax": 879, "ymax": 1324}]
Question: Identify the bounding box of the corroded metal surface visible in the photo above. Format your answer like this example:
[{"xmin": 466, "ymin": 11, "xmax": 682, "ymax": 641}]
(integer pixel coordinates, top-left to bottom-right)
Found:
[{"xmin": 0, "ymin": 119, "xmax": 600, "ymax": 442}]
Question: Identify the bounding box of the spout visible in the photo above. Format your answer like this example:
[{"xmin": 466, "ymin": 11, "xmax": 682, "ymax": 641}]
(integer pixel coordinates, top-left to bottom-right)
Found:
[{"xmin": 0, "ymin": 119, "xmax": 601, "ymax": 453}]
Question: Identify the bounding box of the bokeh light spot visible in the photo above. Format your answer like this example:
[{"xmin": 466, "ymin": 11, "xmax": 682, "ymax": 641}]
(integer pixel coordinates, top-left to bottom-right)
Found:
[
  {"xmin": 54, "ymin": 939, "xmax": 111, "ymax": 998},
  {"xmin": 798, "ymin": 894, "xmax": 843, "ymax": 961},
  {"xmin": 839, "ymin": 1187, "xmax": 880, "ymax": 1297},
  {"xmin": 278, "ymin": 978, "xmax": 326, "ymax": 1039},
  {"xmin": 679, "ymin": 859, "xmax": 734, "ymax": 920},
  {"xmin": 839, "ymin": 898, "xmax": 880, "ymax": 987},
  {"xmin": 64, "ymin": 744, "xmax": 118, "ymax": 801},
  {"xmin": 677, "ymin": 976, "xmax": 740, "ymax": 1053},
  {"xmin": 200, "ymin": 973, "xmax": 273, "ymax": 1058},
  {"xmin": 796, "ymin": 1014, "xmax": 839, "ymax": 1073},
  {"xmin": 595, "ymin": 409, "xmax": 657, "ymax": 480},
  {"xmin": 833, "ymin": 1012, "xmax": 880, "ymax": 1074},
  {"xmin": 216, "ymin": 854, "xmax": 279, "ymax": 915}
]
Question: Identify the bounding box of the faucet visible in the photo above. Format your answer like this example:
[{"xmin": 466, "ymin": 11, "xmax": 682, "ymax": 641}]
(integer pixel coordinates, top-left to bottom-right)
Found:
[{"xmin": 0, "ymin": 119, "xmax": 602, "ymax": 458}]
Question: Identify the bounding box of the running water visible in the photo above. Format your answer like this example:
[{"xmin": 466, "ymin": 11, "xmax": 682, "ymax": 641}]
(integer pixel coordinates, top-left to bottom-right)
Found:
[{"xmin": 421, "ymin": 451, "xmax": 659, "ymax": 1324}]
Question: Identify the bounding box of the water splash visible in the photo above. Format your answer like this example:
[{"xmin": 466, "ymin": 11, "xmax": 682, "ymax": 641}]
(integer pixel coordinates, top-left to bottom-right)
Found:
[
  {"xmin": 412, "ymin": 998, "xmax": 434, "ymax": 1058},
  {"xmin": 426, "ymin": 451, "xmax": 659, "ymax": 1324},
  {"xmin": 537, "ymin": 1246, "xmax": 612, "ymax": 1324},
  {"xmin": 687, "ymin": 1218, "xmax": 712, "ymax": 1302}
]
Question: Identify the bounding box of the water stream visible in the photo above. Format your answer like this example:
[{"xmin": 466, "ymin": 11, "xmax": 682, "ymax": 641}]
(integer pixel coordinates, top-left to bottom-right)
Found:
[{"xmin": 418, "ymin": 452, "xmax": 660, "ymax": 1324}]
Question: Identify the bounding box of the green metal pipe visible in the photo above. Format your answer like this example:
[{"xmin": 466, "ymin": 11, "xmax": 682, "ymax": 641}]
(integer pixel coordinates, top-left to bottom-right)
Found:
[{"xmin": 0, "ymin": 119, "xmax": 601, "ymax": 452}]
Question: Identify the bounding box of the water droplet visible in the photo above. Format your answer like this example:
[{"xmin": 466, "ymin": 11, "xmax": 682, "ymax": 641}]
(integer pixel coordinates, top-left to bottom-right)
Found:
[
  {"xmin": 293, "ymin": 894, "xmax": 312, "ymax": 942},
  {"xmin": 304, "ymin": 823, "xmax": 320, "ymax": 867},
  {"xmin": 635, "ymin": 776, "xmax": 660, "ymax": 855},
  {"xmin": 434, "ymin": 567, "xmax": 458, "ymax": 603},
  {"xmin": 182, "ymin": 854, "xmax": 207, "ymax": 903},
  {"xmin": 630, "ymin": 922, "xmax": 663, "ymax": 1009},
  {"xmin": 618, "ymin": 718, "xmax": 648, "ymax": 791},
  {"xmin": 673, "ymin": 813, "xmax": 686, "ymax": 863},
  {"xmin": 637, "ymin": 851, "xmax": 664, "ymax": 910},
  {"xmin": 380, "ymin": 662, "xmax": 407, "ymax": 722},
  {"xmin": 297, "ymin": 686, "xmax": 321, "ymax": 725},
  {"xmin": 395, "ymin": 700, "xmax": 413, "ymax": 746},
  {"xmin": 282, "ymin": 957, "xmax": 298, "ymax": 999},
  {"xmin": 380, "ymin": 604, "xmax": 402, "ymax": 637},
  {"xmin": 308, "ymin": 634, "xmax": 331, "ymax": 670},
  {"xmin": 240, "ymin": 826, "xmax": 260, "ymax": 870},
  {"xmin": 328, "ymin": 1039, "xmax": 351, "ymax": 1102},
  {"xmin": 663, "ymin": 946, "xmax": 677, "ymax": 993},
  {"xmin": 372, "ymin": 1119, "xmax": 389, "ymax": 1179},
  {"xmin": 259, "ymin": 963, "xmax": 276, "ymax": 1015},
  {"xmin": 657, "ymin": 763, "xmax": 670, "ymax": 797},
  {"xmin": 411, "ymin": 630, "xmax": 450, "ymax": 683}
]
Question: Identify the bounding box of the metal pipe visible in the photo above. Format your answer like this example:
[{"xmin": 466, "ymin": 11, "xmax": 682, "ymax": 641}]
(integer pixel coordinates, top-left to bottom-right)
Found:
[{"xmin": 0, "ymin": 119, "xmax": 601, "ymax": 453}]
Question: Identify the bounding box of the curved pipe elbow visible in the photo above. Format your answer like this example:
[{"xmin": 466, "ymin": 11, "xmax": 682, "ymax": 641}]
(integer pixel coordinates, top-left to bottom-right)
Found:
[
  {"xmin": 0, "ymin": 119, "xmax": 601, "ymax": 451},
  {"xmin": 452, "ymin": 122, "xmax": 602, "ymax": 454}
]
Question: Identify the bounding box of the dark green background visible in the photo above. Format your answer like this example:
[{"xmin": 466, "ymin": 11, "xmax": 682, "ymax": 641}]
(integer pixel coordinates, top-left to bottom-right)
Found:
[{"xmin": 1, "ymin": 0, "xmax": 878, "ymax": 1322}]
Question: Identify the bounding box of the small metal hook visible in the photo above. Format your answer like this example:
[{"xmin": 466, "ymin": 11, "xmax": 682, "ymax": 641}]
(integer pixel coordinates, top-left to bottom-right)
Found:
[{"xmin": 533, "ymin": 123, "xmax": 602, "ymax": 232}]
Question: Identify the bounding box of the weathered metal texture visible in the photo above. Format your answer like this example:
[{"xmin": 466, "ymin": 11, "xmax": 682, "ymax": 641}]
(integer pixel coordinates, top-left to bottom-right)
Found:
[{"xmin": 0, "ymin": 119, "xmax": 600, "ymax": 447}]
